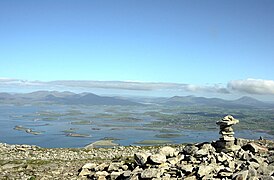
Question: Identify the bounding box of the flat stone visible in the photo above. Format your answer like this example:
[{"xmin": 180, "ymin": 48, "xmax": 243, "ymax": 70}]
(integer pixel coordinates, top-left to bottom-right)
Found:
[
  {"xmin": 243, "ymin": 143, "xmax": 268, "ymax": 153},
  {"xmin": 217, "ymin": 120, "xmax": 238, "ymax": 126},
  {"xmin": 195, "ymin": 148, "xmax": 208, "ymax": 157},
  {"xmin": 95, "ymin": 163, "xmax": 109, "ymax": 171},
  {"xmin": 167, "ymin": 157, "xmax": 179, "ymax": 165},
  {"xmin": 82, "ymin": 163, "xmax": 97, "ymax": 170},
  {"xmin": 178, "ymin": 164, "xmax": 193, "ymax": 174},
  {"xmin": 140, "ymin": 168, "xmax": 162, "ymax": 179},
  {"xmin": 78, "ymin": 168, "xmax": 90, "ymax": 176},
  {"xmin": 184, "ymin": 176, "xmax": 197, "ymax": 180},
  {"xmin": 110, "ymin": 171, "xmax": 122, "ymax": 180},
  {"xmin": 221, "ymin": 136, "xmax": 235, "ymax": 141},
  {"xmin": 95, "ymin": 171, "xmax": 109, "ymax": 177},
  {"xmin": 149, "ymin": 154, "xmax": 167, "ymax": 164},
  {"xmin": 219, "ymin": 171, "xmax": 233, "ymax": 177},
  {"xmin": 122, "ymin": 171, "xmax": 131, "ymax": 177},
  {"xmin": 108, "ymin": 162, "xmax": 123, "ymax": 171},
  {"xmin": 197, "ymin": 165, "xmax": 214, "ymax": 177},
  {"xmin": 220, "ymin": 131, "xmax": 235, "ymax": 135}
]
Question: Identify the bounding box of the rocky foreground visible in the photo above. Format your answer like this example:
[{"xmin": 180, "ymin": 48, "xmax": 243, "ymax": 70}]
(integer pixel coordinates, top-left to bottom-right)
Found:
[{"xmin": 0, "ymin": 138, "xmax": 274, "ymax": 180}]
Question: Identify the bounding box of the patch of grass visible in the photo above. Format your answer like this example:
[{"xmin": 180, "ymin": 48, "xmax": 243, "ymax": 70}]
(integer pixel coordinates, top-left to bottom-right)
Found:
[
  {"xmin": 155, "ymin": 133, "xmax": 183, "ymax": 138},
  {"xmin": 134, "ymin": 139, "xmax": 172, "ymax": 145}
]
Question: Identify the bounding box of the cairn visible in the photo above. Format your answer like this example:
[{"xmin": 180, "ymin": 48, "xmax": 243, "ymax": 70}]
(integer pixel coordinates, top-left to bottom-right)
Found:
[{"xmin": 215, "ymin": 115, "xmax": 241, "ymax": 152}]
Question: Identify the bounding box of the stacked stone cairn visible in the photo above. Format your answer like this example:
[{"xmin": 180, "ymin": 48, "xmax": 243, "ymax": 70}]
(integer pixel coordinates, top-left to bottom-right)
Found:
[{"xmin": 215, "ymin": 115, "xmax": 241, "ymax": 152}]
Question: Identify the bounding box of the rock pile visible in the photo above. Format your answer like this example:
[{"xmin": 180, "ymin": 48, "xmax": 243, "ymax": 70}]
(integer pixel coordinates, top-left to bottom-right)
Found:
[
  {"xmin": 79, "ymin": 140, "xmax": 274, "ymax": 179},
  {"xmin": 215, "ymin": 115, "xmax": 240, "ymax": 152}
]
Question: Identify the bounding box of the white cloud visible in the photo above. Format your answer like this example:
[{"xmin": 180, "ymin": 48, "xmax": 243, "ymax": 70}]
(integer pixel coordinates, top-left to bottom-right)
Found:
[
  {"xmin": 0, "ymin": 79, "xmax": 229, "ymax": 94},
  {"xmin": 0, "ymin": 78, "xmax": 18, "ymax": 82},
  {"xmin": 228, "ymin": 78, "xmax": 274, "ymax": 95}
]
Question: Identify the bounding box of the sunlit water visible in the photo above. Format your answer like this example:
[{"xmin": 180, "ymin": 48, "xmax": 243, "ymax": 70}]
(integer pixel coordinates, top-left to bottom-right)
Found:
[{"xmin": 0, "ymin": 105, "xmax": 272, "ymax": 148}]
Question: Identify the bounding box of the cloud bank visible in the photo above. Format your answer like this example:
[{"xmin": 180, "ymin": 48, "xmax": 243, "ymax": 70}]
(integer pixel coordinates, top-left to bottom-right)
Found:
[
  {"xmin": 228, "ymin": 78, "xmax": 274, "ymax": 95},
  {"xmin": 0, "ymin": 78, "xmax": 274, "ymax": 96},
  {"xmin": 0, "ymin": 79, "xmax": 229, "ymax": 94}
]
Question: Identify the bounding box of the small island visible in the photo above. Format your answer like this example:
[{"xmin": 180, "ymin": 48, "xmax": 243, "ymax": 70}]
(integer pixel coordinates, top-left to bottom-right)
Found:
[{"xmin": 2, "ymin": 116, "xmax": 274, "ymax": 179}]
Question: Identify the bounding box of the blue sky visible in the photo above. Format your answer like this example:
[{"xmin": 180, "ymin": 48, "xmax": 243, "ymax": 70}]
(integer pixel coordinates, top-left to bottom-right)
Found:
[{"xmin": 0, "ymin": 0, "xmax": 274, "ymax": 99}]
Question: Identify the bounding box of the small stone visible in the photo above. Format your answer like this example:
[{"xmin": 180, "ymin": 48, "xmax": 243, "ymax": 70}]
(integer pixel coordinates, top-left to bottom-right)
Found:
[
  {"xmin": 232, "ymin": 170, "xmax": 248, "ymax": 180},
  {"xmin": 95, "ymin": 163, "xmax": 109, "ymax": 171},
  {"xmin": 216, "ymin": 152, "xmax": 232, "ymax": 163},
  {"xmin": 108, "ymin": 162, "xmax": 122, "ymax": 171},
  {"xmin": 110, "ymin": 171, "xmax": 122, "ymax": 180},
  {"xmin": 178, "ymin": 164, "xmax": 193, "ymax": 174},
  {"xmin": 82, "ymin": 163, "xmax": 96, "ymax": 170},
  {"xmin": 167, "ymin": 157, "xmax": 179, "ymax": 165},
  {"xmin": 134, "ymin": 152, "xmax": 151, "ymax": 166},
  {"xmin": 184, "ymin": 176, "xmax": 197, "ymax": 180},
  {"xmin": 243, "ymin": 143, "xmax": 268, "ymax": 153},
  {"xmin": 200, "ymin": 143, "xmax": 216, "ymax": 153},
  {"xmin": 235, "ymin": 138, "xmax": 250, "ymax": 147},
  {"xmin": 78, "ymin": 168, "xmax": 90, "ymax": 176},
  {"xmin": 159, "ymin": 146, "xmax": 176, "ymax": 157},
  {"xmin": 95, "ymin": 171, "xmax": 109, "ymax": 177},
  {"xmin": 247, "ymin": 167, "xmax": 257, "ymax": 178},
  {"xmin": 183, "ymin": 145, "xmax": 199, "ymax": 155},
  {"xmin": 162, "ymin": 174, "xmax": 171, "ymax": 180},
  {"xmin": 122, "ymin": 170, "xmax": 131, "ymax": 177},
  {"xmin": 257, "ymin": 163, "xmax": 274, "ymax": 176},
  {"xmin": 121, "ymin": 165, "xmax": 128, "ymax": 171},
  {"xmin": 97, "ymin": 176, "xmax": 107, "ymax": 180},
  {"xmin": 140, "ymin": 168, "xmax": 162, "ymax": 179},
  {"xmin": 241, "ymin": 151, "xmax": 254, "ymax": 161},
  {"xmin": 248, "ymin": 161, "xmax": 260, "ymax": 169},
  {"xmin": 197, "ymin": 165, "xmax": 214, "ymax": 177},
  {"xmin": 149, "ymin": 154, "xmax": 167, "ymax": 164},
  {"xmin": 267, "ymin": 156, "xmax": 274, "ymax": 164},
  {"xmin": 221, "ymin": 136, "xmax": 235, "ymax": 141},
  {"xmin": 195, "ymin": 148, "xmax": 208, "ymax": 157},
  {"xmin": 259, "ymin": 176, "xmax": 274, "ymax": 180}
]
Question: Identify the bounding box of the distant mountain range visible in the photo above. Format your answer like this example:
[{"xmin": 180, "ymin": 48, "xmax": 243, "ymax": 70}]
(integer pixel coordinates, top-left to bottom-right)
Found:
[
  {"xmin": 160, "ymin": 95, "xmax": 274, "ymax": 108},
  {"xmin": 0, "ymin": 91, "xmax": 140, "ymax": 106},
  {"xmin": 0, "ymin": 91, "xmax": 273, "ymax": 108}
]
